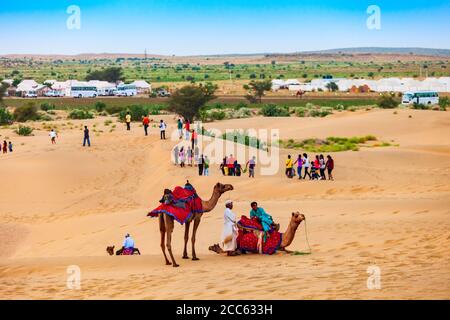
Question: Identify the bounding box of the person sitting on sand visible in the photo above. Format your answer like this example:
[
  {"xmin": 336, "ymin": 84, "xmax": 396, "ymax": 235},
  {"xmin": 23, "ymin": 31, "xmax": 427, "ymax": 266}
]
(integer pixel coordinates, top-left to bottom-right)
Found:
[{"xmin": 221, "ymin": 200, "xmax": 240, "ymax": 256}]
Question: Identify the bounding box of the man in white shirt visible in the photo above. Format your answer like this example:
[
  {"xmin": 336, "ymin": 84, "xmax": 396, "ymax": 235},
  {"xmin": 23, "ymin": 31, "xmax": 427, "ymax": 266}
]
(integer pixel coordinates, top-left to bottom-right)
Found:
[
  {"xmin": 221, "ymin": 200, "xmax": 239, "ymax": 256},
  {"xmin": 49, "ymin": 129, "xmax": 58, "ymax": 144},
  {"xmin": 159, "ymin": 120, "xmax": 167, "ymax": 140}
]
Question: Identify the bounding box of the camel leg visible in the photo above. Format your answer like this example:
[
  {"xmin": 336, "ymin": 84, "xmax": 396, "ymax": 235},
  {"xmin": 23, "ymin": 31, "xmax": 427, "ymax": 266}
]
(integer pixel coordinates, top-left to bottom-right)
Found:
[
  {"xmin": 164, "ymin": 214, "xmax": 179, "ymax": 267},
  {"xmin": 159, "ymin": 214, "xmax": 171, "ymax": 265},
  {"xmin": 182, "ymin": 221, "xmax": 191, "ymax": 259},
  {"xmin": 191, "ymin": 215, "xmax": 202, "ymax": 261}
]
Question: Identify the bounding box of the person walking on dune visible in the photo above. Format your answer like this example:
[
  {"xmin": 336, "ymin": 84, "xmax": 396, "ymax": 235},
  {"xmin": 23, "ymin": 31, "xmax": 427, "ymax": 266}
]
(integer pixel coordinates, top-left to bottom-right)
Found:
[
  {"xmin": 294, "ymin": 154, "xmax": 303, "ymax": 180},
  {"xmin": 159, "ymin": 120, "xmax": 167, "ymax": 140},
  {"xmin": 184, "ymin": 119, "xmax": 190, "ymax": 140},
  {"xmin": 285, "ymin": 155, "xmax": 294, "ymax": 178},
  {"xmin": 319, "ymin": 154, "xmax": 326, "ymax": 180},
  {"xmin": 179, "ymin": 147, "xmax": 185, "ymax": 168},
  {"xmin": 177, "ymin": 118, "xmax": 183, "ymax": 139},
  {"xmin": 49, "ymin": 129, "xmax": 58, "ymax": 145},
  {"xmin": 2, "ymin": 140, "xmax": 7, "ymax": 154},
  {"xmin": 125, "ymin": 112, "xmax": 132, "ymax": 131},
  {"xmin": 8, "ymin": 141, "xmax": 13, "ymax": 153},
  {"xmin": 326, "ymin": 155, "xmax": 334, "ymax": 181},
  {"xmin": 142, "ymin": 115, "xmax": 150, "ymax": 136},
  {"xmin": 302, "ymin": 153, "xmax": 311, "ymax": 180},
  {"xmin": 83, "ymin": 126, "xmax": 91, "ymax": 147},
  {"xmin": 246, "ymin": 156, "xmax": 256, "ymax": 178},
  {"xmin": 198, "ymin": 154, "xmax": 204, "ymax": 176}
]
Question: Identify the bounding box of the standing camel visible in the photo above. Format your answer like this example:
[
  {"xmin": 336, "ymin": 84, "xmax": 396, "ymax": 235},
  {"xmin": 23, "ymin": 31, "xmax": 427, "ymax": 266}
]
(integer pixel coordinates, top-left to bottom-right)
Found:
[{"xmin": 159, "ymin": 182, "xmax": 233, "ymax": 267}]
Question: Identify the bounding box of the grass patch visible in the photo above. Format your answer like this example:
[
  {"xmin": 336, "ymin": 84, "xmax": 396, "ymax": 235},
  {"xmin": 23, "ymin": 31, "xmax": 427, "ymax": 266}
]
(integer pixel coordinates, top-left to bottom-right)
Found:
[
  {"xmin": 15, "ymin": 125, "xmax": 34, "ymax": 136},
  {"xmin": 279, "ymin": 135, "xmax": 380, "ymax": 152}
]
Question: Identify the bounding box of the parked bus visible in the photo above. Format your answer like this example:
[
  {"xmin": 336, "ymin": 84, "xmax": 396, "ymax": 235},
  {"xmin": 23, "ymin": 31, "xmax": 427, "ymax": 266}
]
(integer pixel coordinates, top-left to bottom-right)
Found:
[
  {"xmin": 402, "ymin": 91, "xmax": 439, "ymax": 105},
  {"xmin": 71, "ymin": 86, "xmax": 98, "ymax": 98},
  {"xmin": 115, "ymin": 84, "xmax": 137, "ymax": 96}
]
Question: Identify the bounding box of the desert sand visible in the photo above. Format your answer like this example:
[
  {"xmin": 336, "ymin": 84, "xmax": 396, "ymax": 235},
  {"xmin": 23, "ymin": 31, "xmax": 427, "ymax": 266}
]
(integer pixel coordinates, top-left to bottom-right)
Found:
[{"xmin": 0, "ymin": 108, "xmax": 449, "ymax": 299}]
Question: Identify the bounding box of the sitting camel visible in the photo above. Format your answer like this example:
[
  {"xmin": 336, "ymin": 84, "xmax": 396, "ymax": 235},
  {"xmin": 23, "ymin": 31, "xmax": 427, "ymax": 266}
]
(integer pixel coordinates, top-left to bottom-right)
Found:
[
  {"xmin": 209, "ymin": 212, "xmax": 305, "ymax": 255},
  {"xmin": 106, "ymin": 245, "xmax": 141, "ymax": 255},
  {"xmin": 159, "ymin": 182, "xmax": 233, "ymax": 267}
]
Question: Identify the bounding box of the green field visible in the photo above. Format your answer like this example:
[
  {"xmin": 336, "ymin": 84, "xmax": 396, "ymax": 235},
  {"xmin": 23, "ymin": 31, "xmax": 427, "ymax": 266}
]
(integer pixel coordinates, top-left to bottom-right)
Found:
[{"xmin": 1, "ymin": 57, "xmax": 449, "ymax": 84}]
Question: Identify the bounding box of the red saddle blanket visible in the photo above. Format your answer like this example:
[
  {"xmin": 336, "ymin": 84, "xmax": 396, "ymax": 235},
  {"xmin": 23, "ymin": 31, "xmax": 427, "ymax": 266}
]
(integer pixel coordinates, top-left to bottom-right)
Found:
[
  {"xmin": 147, "ymin": 186, "xmax": 203, "ymax": 224},
  {"xmin": 237, "ymin": 216, "xmax": 282, "ymax": 255}
]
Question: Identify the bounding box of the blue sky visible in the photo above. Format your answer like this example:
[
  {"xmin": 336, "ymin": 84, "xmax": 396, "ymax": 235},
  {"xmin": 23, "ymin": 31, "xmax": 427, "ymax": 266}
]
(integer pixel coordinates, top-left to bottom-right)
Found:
[{"xmin": 1, "ymin": 0, "xmax": 449, "ymax": 55}]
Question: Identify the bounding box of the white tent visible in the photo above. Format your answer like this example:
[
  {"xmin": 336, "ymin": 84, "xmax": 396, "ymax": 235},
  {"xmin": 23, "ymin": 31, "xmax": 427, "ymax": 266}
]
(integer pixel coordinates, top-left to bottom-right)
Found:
[{"xmin": 131, "ymin": 80, "xmax": 151, "ymax": 93}]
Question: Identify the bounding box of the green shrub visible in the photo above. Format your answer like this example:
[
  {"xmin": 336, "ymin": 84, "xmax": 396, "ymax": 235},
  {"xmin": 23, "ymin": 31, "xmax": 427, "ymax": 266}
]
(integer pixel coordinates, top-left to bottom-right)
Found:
[
  {"xmin": 40, "ymin": 102, "xmax": 55, "ymax": 112},
  {"xmin": 377, "ymin": 95, "xmax": 399, "ymax": 109},
  {"xmin": 38, "ymin": 113, "xmax": 53, "ymax": 121},
  {"xmin": 0, "ymin": 107, "xmax": 13, "ymax": 125},
  {"xmin": 68, "ymin": 109, "xmax": 94, "ymax": 119},
  {"xmin": 13, "ymin": 103, "xmax": 40, "ymax": 122},
  {"xmin": 438, "ymin": 97, "xmax": 449, "ymax": 111},
  {"xmin": 233, "ymin": 102, "xmax": 248, "ymax": 110},
  {"xmin": 412, "ymin": 103, "xmax": 430, "ymax": 110},
  {"xmin": 118, "ymin": 104, "xmax": 162, "ymax": 121},
  {"xmin": 105, "ymin": 105, "xmax": 125, "ymax": 115},
  {"xmin": 95, "ymin": 101, "xmax": 107, "ymax": 112},
  {"xmin": 15, "ymin": 125, "xmax": 33, "ymax": 136},
  {"xmin": 232, "ymin": 107, "xmax": 251, "ymax": 118},
  {"xmin": 260, "ymin": 104, "xmax": 290, "ymax": 117}
]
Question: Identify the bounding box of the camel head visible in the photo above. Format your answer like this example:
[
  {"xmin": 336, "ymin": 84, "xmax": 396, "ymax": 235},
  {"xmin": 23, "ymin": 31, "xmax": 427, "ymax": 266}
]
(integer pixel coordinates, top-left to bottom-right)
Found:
[
  {"xmin": 214, "ymin": 182, "xmax": 234, "ymax": 195},
  {"xmin": 291, "ymin": 212, "xmax": 305, "ymax": 226},
  {"xmin": 106, "ymin": 245, "xmax": 115, "ymax": 256}
]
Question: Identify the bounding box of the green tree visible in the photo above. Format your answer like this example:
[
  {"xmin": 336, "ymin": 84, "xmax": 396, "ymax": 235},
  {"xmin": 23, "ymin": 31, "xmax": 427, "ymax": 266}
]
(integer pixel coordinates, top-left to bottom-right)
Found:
[
  {"xmin": 86, "ymin": 67, "xmax": 124, "ymax": 83},
  {"xmin": 243, "ymin": 80, "xmax": 272, "ymax": 104},
  {"xmin": 325, "ymin": 82, "xmax": 339, "ymax": 92},
  {"xmin": 168, "ymin": 83, "xmax": 217, "ymax": 122},
  {"xmin": 0, "ymin": 83, "xmax": 8, "ymax": 106},
  {"xmin": 13, "ymin": 103, "xmax": 40, "ymax": 122}
]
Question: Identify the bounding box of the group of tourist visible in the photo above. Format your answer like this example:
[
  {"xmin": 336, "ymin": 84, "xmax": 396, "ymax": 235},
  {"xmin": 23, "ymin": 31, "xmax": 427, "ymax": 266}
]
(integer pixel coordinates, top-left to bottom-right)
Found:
[
  {"xmin": 220, "ymin": 155, "xmax": 256, "ymax": 178},
  {"xmin": 173, "ymin": 145, "xmax": 210, "ymax": 176},
  {"xmin": 285, "ymin": 154, "xmax": 334, "ymax": 180},
  {"xmin": 1, "ymin": 140, "xmax": 13, "ymax": 154}
]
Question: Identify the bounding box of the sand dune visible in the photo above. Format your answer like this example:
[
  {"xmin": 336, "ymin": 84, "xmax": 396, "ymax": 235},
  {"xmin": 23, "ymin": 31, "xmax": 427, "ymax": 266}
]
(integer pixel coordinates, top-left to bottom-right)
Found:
[{"xmin": 0, "ymin": 109, "xmax": 449, "ymax": 299}]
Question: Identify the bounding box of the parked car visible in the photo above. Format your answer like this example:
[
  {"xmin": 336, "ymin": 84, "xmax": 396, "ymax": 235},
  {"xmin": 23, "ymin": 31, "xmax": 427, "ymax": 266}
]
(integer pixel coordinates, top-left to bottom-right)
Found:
[
  {"xmin": 24, "ymin": 91, "xmax": 38, "ymax": 98},
  {"xmin": 45, "ymin": 90, "xmax": 65, "ymax": 97},
  {"xmin": 156, "ymin": 89, "xmax": 171, "ymax": 97}
]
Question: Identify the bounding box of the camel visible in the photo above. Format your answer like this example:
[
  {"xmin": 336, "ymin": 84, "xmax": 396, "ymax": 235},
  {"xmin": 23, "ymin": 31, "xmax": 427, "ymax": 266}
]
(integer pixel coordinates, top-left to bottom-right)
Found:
[
  {"xmin": 278, "ymin": 212, "xmax": 306, "ymax": 253},
  {"xmin": 209, "ymin": 212, "xmax": 305, "ymax": 255},
  {"xmin": 159, "ymin": 182, "xmax": 234, "ymax": 267},
  {"xmin": 106, "ymin": 245, "xmax": 141, "ymax": 255}
]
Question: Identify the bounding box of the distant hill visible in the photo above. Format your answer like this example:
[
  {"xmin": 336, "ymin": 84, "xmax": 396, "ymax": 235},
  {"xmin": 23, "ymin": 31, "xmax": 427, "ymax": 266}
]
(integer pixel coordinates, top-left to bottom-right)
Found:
[{"xmin": 299, "ymin": 47, "xmax": 450, "ymax": 57}]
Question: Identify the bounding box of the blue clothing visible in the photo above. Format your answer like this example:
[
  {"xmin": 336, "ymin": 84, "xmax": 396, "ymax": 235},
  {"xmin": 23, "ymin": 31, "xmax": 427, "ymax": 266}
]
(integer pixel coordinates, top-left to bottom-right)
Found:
[
  {"xmin": 83, "ymin": 136, "xmax": 90, "ymax": 146},
  {"xmin": 250, "ymin": 207, "xmax": 273, "ymax": 232},
  {"xmin": 123, "ymin": 237, "xmax": 135, "ymax": 249}
]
